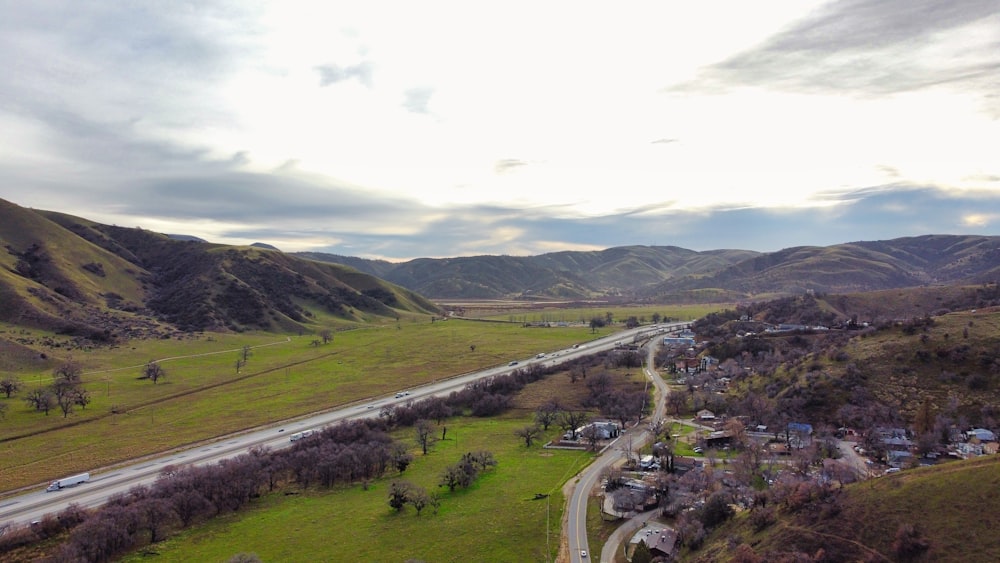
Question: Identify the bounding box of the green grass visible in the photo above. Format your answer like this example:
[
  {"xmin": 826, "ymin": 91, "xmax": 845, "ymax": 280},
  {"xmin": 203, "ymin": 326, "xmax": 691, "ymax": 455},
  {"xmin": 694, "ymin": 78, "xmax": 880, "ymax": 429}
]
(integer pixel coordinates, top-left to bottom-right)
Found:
[
  {"xmin": 0, "ymin": 318, "xmax": 611, "ymax": 493},
  {"xmin": 477, "ymin": 304, "xmax": 720, "ymax": 324},
  {"xmin": 122, "ymin": 417, "xmax": 592, "ymax": 563}
]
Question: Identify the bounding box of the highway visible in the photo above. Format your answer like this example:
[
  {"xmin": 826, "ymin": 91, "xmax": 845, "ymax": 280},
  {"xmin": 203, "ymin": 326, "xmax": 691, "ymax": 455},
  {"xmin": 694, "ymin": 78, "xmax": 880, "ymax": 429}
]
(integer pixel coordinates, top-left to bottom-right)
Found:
[{"xmin": 0, "ymin": 323, "xmax": 686, "ymax": 531}]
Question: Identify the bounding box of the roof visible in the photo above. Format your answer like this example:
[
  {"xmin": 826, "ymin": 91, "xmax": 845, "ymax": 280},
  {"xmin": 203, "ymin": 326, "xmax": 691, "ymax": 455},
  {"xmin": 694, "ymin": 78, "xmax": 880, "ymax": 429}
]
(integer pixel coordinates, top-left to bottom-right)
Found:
[
  {"xmin": 968, "ymin": 428, "xmax": 997, "ymax": 442},
  {"xmin": 788, "ymin": 422, "xmax": 813, "ymax": 434}
]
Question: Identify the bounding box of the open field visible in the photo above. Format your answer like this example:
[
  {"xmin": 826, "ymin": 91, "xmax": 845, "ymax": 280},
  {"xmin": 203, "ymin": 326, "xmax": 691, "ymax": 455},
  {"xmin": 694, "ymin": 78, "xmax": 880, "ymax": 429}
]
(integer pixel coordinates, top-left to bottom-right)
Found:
[
  {"xmin": 117, "ymin": 415, "xmax": 591, "ymax": 563},
  {"xmin": 443, "ymin": 302, "xmax": 720, "ymax": 324},
  {"xmin": 1, "ymin": 306, "xmax": 692, "ymax": 493}
]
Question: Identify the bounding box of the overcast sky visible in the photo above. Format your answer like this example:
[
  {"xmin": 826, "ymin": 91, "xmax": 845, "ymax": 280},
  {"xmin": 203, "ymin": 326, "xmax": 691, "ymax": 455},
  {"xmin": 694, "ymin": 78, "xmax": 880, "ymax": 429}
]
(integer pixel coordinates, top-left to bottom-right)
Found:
[{"xmin": 2, "ymin": 1, "xmax": 998, "ymax": 260}]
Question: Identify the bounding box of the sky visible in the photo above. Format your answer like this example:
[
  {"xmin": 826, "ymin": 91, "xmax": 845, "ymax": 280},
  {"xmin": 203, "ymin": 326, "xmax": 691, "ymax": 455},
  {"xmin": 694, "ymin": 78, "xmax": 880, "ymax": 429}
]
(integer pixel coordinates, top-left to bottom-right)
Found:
[{"xmin": 2, "ymin": 1, "xmax": 999, "ymax": 261}]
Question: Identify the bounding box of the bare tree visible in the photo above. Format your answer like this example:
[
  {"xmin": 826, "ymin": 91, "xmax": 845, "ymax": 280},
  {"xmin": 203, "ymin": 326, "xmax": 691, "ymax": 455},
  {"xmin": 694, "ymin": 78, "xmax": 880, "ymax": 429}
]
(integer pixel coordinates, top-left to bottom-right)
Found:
[
  {"xmin": 580, "ymin": 425, "xmax": 601, "ymax": 451},
  {"xmin": 558, "ymin": 410, "xmax": 589, "ymax": 441},
  {"xmin": 666, "ymin": 390, "xmax": 687, "ymax": 416},
  {"xmin": 319, "ymin": 329, "xmax": 334, "ymax": 344},
  {"xmin": 26, "ymin": 388, "xmax": 55, "ymax": 415},
  {"xmin": 74, "ymin": 387, "xmax": 92, "ymax": 410},
  {"xmin": 56, "ymin": 389, "xmax": 76, "ymax": 418},
  {"xmin": 143, "ymin": 360, "xmax": 166, "ymax": 384},
  {"xmin": 535, "ymin": 399, "xmax": 562, "ymax": 430},
  {"xmin": 407, "ymin": 485, "xmax": 432, "ymax": 515},
  {"xmin": 0, "ymin": 375, "xmax": 22, "ymax": 398},
  {"xmin": 515, "ymin": 425, "xmax": 542, "ymax": 447},
  {"xmin": 54, "ymin": 359, "xmax": 83, "ymax": 385},
  {"xmin": 414, "ymin": 419, "xmax": 438, "ymax": 455}
]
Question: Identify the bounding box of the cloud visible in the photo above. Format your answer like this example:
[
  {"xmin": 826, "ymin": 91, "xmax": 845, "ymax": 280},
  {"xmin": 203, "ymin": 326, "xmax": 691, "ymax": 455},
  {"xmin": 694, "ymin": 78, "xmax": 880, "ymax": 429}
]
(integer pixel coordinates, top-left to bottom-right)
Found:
[
  {"xmin": 651, "ymin": 138, "xmax": 678, "ymax": 145},
  {"xmin": 402, "ymin": 88, "xmax": 434, "ymax": 114},
  {"xmin": 315, "ymin": 62, "xmax": 373, "ymax": 87},
  {"xmin": 494, "ymin": 159, "xmax": 529, "ymax": 174},
  {"xmin": 679, "ymin": 0, "xmax": 1000, "ymax": 100}
]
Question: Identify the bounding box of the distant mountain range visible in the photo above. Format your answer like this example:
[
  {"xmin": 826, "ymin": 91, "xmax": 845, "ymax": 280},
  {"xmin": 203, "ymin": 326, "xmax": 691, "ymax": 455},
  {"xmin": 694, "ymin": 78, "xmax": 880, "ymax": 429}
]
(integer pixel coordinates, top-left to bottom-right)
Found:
[
  {"xmin": 297, "ymin": 235, "xmax": 1000, "ymax": 302},
  {"xmin": 2, "ymin": 196, "xmax": 999, "ymax": 341}
]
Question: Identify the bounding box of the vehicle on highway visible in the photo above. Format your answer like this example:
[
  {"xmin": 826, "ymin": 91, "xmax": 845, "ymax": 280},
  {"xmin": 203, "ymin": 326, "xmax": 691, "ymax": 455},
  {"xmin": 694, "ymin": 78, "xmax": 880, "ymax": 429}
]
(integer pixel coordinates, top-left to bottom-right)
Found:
[
  {"xmin": 536, "ymin": 353, "xmax": 545, "ymax": 358},
  {"xmin": 581, "ymin": 550, "xmax": 588, "ymax": 558},
  {"xmin": 46, "ymin": 473, "xmax": 90, "ymax": 492},
  {"xmin": 508, "ymin": 360, "xmax": 518, "ymax": 366},
  {"xmin": 289, "ymin": 429, "xmax": 315, "ymax": 442}
]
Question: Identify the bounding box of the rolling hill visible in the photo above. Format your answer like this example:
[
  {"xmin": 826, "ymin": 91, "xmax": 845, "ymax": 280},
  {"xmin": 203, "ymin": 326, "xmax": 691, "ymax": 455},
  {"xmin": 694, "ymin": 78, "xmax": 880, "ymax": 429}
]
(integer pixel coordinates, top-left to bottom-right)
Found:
[
  {"xmin": 300, "ymin": 235, "xmax": 1000, "ymax": 302},
  {"xmin": 0, "ymin": 198, "xmax": 439, "ymax": 342}
]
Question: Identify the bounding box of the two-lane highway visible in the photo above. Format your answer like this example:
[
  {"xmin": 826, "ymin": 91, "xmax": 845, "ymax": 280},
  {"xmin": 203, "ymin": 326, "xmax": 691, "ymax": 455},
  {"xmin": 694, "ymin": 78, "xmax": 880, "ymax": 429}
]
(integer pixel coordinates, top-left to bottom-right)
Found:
[{"xmin": 566, "ymin": 337, "xmax": 671, "ymax": 563}]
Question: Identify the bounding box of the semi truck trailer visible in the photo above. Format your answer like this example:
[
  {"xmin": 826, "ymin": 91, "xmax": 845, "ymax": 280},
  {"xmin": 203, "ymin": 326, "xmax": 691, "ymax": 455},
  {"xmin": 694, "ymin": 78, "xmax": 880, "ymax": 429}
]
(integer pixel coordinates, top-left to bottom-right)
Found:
[{"xmin": 46, "ymin": 472, "xmax": 90, "ymax": 492}]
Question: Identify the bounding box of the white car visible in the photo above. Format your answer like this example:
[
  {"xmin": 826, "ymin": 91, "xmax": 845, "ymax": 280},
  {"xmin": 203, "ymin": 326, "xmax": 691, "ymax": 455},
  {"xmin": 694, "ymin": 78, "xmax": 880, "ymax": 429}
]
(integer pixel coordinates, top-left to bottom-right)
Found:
[{"xmin": 581, "ymin": 550, "xmax": 588, "ymax": 558}]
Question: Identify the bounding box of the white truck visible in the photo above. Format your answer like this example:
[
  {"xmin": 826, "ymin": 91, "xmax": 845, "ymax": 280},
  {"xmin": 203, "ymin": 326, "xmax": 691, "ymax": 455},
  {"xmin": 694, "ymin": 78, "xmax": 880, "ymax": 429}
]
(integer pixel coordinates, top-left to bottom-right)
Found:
[
  {"xmin": 46, "ymin": 472, "xmax": 90, "ymax": 492},
  {"xmin": 289, "ymin": 429, "xmax": 315, "ymax": 442}
]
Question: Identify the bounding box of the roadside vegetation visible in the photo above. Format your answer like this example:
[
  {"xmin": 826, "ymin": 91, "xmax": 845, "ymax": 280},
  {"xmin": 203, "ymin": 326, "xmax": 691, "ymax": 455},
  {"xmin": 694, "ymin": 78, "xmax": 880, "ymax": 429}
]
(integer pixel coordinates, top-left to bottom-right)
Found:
[
  {"xmin": 0, "ymin": 315, "xmax": 632, "ymax": 492},
  {"xmin": 1, "ymin": 337, "xmax": 653, "ymax": 562}
]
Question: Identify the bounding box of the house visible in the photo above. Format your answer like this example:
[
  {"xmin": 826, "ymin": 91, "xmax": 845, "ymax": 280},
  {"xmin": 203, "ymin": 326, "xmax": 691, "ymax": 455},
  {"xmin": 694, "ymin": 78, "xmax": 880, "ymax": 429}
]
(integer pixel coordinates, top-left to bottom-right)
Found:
[
  {"xmin": 697, "ymin": 409, "xmax": 716, "ymax": 421},
  {"xmin": 705, "ymin": 430, "xmax": 735, "ymax": 448},
  {"xmin": 887, "ymin": 450, "xmax": 913, "ymax": 468},
  {"xmin": 647, "ymin": 528, "xmax": 678, "ymax": 559},
  {"xmin": 566, "ymin": 420, "xmax": 621, "ymax": 441},
  {"xmin": 787, "ymin": 422, "xmax": 813, "ymax": 447},
  {"xmin": 967, "ymin": 428, "xmax": 997, "ymax": 442}
]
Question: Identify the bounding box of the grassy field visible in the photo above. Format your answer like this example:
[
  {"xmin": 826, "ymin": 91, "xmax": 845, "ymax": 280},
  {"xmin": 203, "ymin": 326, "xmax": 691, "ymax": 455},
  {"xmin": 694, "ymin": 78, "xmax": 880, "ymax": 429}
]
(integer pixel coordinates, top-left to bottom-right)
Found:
[
  {"xmin": 1, "ymin": 318, "xmax": 620, "ymax": 493},
  {"xmin": 470, "ymin": 304, "xmax": 719, "ymax": 324},
  {"xmin": 118, "ymin": 415, "xmax": 592, "ymax": 562}
]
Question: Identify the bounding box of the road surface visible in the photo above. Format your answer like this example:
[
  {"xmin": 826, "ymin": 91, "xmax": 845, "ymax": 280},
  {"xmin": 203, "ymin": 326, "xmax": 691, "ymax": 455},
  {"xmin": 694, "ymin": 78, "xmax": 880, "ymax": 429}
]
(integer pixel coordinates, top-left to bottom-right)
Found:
[
  {"xmin": 565, "ymin": 341, "xmax": 670, "ymax": 563},
  {"xmin": 0, "ymin": 323, "xmax": 686, "ymax": 530}
]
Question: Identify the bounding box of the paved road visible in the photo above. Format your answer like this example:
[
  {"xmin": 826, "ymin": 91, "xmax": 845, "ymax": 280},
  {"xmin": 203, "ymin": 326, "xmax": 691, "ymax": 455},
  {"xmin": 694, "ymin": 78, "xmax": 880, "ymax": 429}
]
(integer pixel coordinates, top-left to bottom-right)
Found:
[
  {"xmin": 0, "ymin": 323, "xmax": 686, "ymax": 530},
  {"xmin": 565, "ymin": 340, "xmax": 671, "ymax": 563}
]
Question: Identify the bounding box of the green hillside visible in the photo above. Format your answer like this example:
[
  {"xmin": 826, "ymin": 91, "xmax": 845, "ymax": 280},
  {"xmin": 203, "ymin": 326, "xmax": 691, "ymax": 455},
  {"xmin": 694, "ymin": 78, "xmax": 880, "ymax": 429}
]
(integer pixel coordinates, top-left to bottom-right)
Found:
[{"xmin": 0, "ymin": 198, "xmax": 439, "ymax": 346}]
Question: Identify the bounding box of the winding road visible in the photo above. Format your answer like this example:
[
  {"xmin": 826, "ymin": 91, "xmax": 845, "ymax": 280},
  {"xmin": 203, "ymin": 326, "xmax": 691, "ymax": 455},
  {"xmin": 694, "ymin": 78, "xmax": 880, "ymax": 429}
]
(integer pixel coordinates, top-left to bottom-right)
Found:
[{"xmin": 565, "ymin": 339, "xmax": 670, "ymax": 563}]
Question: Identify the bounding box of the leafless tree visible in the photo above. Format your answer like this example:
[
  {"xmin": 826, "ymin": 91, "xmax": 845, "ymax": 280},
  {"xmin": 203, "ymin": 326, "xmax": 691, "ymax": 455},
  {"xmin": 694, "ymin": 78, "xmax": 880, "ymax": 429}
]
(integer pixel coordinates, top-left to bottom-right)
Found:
[
  {"xmin": 558, "ymin": 410, "xmax": 589, "ymax": 440},
  {"xmin": 143, "ymin": 360, "xmax": 166, "ymax": 384},
  {"xmin": 53, "ymin": 359, "xmax": 83, "ymax": 385},
  {"xmin": 580, "ymin": 425, "xmax": 602, "ymax": 451},
  {"xmin": 407, "ymin": 485, "xmax": 432, "ymax": 515},
  {"xmin": 0, "ymin": 375, "xmax": 22, "ymax": 398},
  {"xmin": 535, "ymin": 399, "xmax": 562, "ymax": 430},
  {"xmin": 515, "ymin": 425, "xmax": 543, "ymax": 447},
  {"xmin": 414, "ymin": 419, "xmax": 437, "ymax": 455},
  {"xmin": 319, "ymin": 329, "xmax": 333, "ymax": 344},
  {"xmin": 26, "ymin": 388, "xmax": 55, "ymax": 415},
  {"xmin": 74, "ymin": 387, "xmax": 92, "ymax": 410}
]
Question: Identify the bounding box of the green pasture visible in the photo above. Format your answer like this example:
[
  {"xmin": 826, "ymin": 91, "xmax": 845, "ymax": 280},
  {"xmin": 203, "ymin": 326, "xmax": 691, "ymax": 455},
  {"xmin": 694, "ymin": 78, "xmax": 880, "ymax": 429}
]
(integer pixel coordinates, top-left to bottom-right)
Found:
[
  {"xmin": 122, "ymin": 417, "xmax": 592, "ymax": 563},
  {"xmin": 0, "ymin": 319, "xmax": 614, "ymax": 493},
  {"xmin": 478, "ymin": 304, "xmax": 721, "ymax": 324}
]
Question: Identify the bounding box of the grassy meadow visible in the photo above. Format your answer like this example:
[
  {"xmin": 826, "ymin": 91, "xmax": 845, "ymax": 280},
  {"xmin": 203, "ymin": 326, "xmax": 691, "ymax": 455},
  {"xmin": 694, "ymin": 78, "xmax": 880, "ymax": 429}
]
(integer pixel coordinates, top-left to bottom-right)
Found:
[
  {"xmin": 120, "ymin": 415, "xmax": 592, "ymax": 563},
  {"xmin": 0, "ymin": 304, "xmax": 719, "ymax": 493},
  {"xmin": 0, "ymin": 318, "xmax": 609, "ymax": 492}
]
